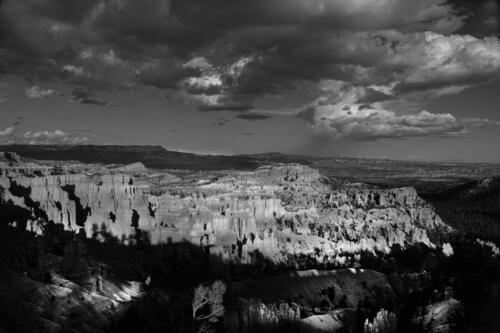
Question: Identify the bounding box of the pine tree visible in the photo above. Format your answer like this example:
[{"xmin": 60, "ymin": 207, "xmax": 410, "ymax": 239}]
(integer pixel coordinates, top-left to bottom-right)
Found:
[{"xmin": 192, "ymin": 280, "xmax": 226, "ymax": 324}]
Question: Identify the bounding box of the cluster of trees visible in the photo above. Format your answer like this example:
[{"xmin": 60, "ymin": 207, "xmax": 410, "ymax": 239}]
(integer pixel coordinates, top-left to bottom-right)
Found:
[{"xmin": 236, "ymin": 299, "xmax": 302, "ymax": 333}]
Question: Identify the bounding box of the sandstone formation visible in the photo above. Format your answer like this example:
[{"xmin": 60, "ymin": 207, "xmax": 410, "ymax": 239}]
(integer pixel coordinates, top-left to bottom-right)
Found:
[
  {"xmin": 364, "ymin": 308, "xmax": 397, "ymax": 333},
  {"xmin": 0, "ymin": 154, "xmax": 452, "ymax": 268}
]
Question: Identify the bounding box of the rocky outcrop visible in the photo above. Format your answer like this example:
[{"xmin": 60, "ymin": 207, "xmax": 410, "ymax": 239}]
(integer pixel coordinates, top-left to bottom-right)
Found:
[
  {"xmin": 300, "ymin": 315, "xmax": 343, "ymax": 332},
  {"xmin": 0, "ymin": 152, "xmax": 52, "ymax": 177},
  {"xmin": 0, "ymin": 155, "xmax": 452, "ymax": 267},
  {"xmin": 364, "ymin": 309, "xmax": 397, "ymax": 333},
  {"xmin": 413, "ymin": 298, "xmax": 463, "ymax": 333}
]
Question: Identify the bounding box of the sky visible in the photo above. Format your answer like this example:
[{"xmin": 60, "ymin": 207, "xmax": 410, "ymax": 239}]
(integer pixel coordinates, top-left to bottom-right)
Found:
[{"xmin": 0, "ymin": 0, "xmax": 500, "ymax": 162}]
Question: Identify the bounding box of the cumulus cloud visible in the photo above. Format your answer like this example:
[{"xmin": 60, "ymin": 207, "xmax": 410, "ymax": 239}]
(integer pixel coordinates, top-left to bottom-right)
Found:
[
  {"xmin": 62, "ymin": 64, "xmax": 85, "ymax": 76},
  {"xmin": 296, "ymin": 76, "xmax": 500, "ymax": 140},
  {"xmin": 390, "ymin": 32, "xmax": 500, "ymax": 94},
  {"xmin": 21, "ymin": 130, "xmax": 89, "ymax": 144},
  {"xmin": 0, "ymin": 127, "xmax": 15, "ymax": 136},
  {"xmin": 182, "ymin": 57, "xmax": 213, "ymax": 71},
  {"xmin": 179, "ymin": 56, "xmax": 258, "ymax": 111},
  {"xmin": 25, "ymin": 86, "xmax": 56, "ymax": 99},
  {"xmin": 300, "ymin": 101, "xmax": 499, "ymax": 140},
  {"xmin": 0, "ymin": 127, "xmax": 88, "ymax": 144}
]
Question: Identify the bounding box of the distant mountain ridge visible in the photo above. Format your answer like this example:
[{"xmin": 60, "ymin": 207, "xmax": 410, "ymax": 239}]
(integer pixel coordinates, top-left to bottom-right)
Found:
[
  {"xmin": 0, "ymin": 144, "xmax": 325, "ymax": 170},
  {"xmin": 1, "ymin": 145, "xmax": 500, "ymax": 193},
  {"xmin": 0, "ymin": 144, "xmax": 262, "ymax": 170}
]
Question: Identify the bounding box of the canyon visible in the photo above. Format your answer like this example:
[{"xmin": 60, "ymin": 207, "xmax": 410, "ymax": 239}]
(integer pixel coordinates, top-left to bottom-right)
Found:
[
  {"xmin": 0, "ymin": 152, "xmax": 451, "ymax": 268},
  {"xmin": 1, "ymin": 150, "xmax": 499, "ymax": 333}
]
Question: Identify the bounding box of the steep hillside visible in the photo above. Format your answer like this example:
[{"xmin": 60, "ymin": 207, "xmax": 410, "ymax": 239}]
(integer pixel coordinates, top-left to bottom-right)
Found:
[{"xmin": 425, "ymin": 177, "xmax": 500, "ymax": 241}]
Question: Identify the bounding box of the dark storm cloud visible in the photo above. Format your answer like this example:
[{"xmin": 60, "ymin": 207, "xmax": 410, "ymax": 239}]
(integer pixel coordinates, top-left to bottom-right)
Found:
[
  {"xmin": 31, "ymin": 0, "xmax": 102, "ymax": 25},
  {"xmin": 0, "ymin": 1, "xmax": 466, "ymax": 81},
  {"xmin": 138, "ymin": 64, "xmax": 201, "ymax": 90},
  {"xmin": 1, "ymin": 0, "xmax": 500, "ymax": 139},
  {"xmin": 297, "ymin": 107, "xmax": 316, "ymax": 124},
  {"xmin": 448, "ymin": 0, "xmax": 499, "ymax": 36}
]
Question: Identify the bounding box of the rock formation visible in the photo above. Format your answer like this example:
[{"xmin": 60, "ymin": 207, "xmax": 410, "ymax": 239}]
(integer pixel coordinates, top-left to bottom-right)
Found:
[
  {"xmin": 0, "ymin": 154, "xmax": 452, "ymax": 268},
  {"xmin": 364, "ymin": 308, "xmax": 397, "ymax": 333}
]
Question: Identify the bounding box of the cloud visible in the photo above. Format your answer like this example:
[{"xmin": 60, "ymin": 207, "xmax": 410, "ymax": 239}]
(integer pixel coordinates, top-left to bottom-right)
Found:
[
  {"xmin": 25, "ymin": 86, "xmax": 56, "ymax": 98},
  {"xmin": 70, "ymin": 87, "xmax": 106, "ymax": 105},
  {"xmin": 0, "ymin": 127, "xmax": 15, "ymax": 136},
  {"xmin": 236, "ymin": 113, "xmax": 272, "ymax": 120},
  {"xmin": 0, "ymin": 81, "xmax": 8, "ymax": 103},
  {"xmin": 178, "ymin": 56, "xmax": 259, "ymax": 110},
  {"xmin": 198, "ymin": 101, "xmax": 254, "ymax": 112},
  {"xmin": 390, "ymin": 32, "xmax": 500, "ymax": 94},
  {"xmin": 461, "ymin": 118, "xmax": 500, "ymax": 128},
  {"xmin": 0, "ymin": 1, "xmax": 472, "ymax": 95},
  {"xmin": 62, "ymin": 64, "xmax": 85, "ymax": 76},
  {"xmin": 0, "ymin": 0, "xmax": 498, "ymax": 137},
  {"xmin": 21, "ymin": 130, "xmax": 89, "ymax": 144},
  {"xmin": 182, "ymin": 56, "xmax": 212, "ymax": 71},
  {"xmin": 300, "ymin": 102, "xmax": 500, "ymax": 140},
  {"xmin": 0, "ymin": 127, "xmax": 89, "ymax": 144}
]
